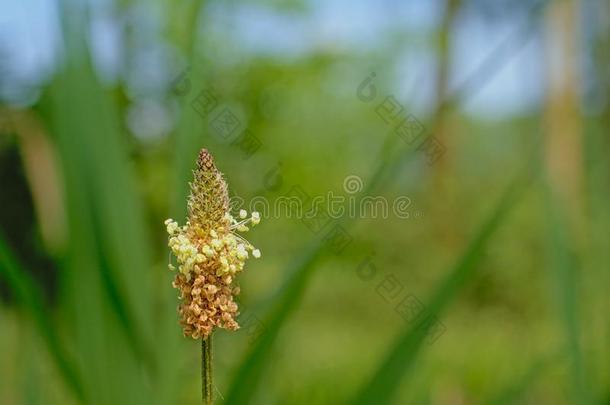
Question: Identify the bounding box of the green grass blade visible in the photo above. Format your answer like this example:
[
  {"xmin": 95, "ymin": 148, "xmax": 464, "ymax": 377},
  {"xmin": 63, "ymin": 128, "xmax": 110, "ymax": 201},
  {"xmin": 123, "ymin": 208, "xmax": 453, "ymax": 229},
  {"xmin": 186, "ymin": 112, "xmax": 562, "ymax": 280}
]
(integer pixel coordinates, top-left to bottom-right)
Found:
[
  {"xmin": 0, "ymin": 230, "xmax": 85, "ymax": 401},
  {"xmin": 153, "ymin": 3, "xmax": 208, "ymax": 404},
  {"xmin": 47, "ymin": 6, "xmax": 157, "ymax": 401},
  {"xmin": 484, "ymin": 351, "xmax": 564, "ymax": 405},
  {"xmin": 170, "ymin": 0, "xmax": 208, "ymax": 219},
  {"xmin": 352, "ymin": 172, "xmax": 532, "ymax": 404},
  {"xmin": 224, "ymin": 144, "xmax": 417, "ymax": 404},
  {"xmin": 223, "ymin": 9, "xmax": 552, "ymax": 398},
  {"xmin": 50, "ymin": 72, "xmax": 156, "ymax": 405},
  {"xmin": 585, "ymin": 119, "xmax": 610, "ymax": 401},
  {"xmin": 51, "ymin": 59, "xmax": 153, "ymax": 342},
  {"xmin": 543, "ymin": 184, "xmax": 590, "ymax": 404},
  {"xmin": 171, "ymin": 70, "xmax": 209, "ymax": 218},
  {"xmin": 224, "ymin": 240, "xmax": 328, "ymax": 404}
]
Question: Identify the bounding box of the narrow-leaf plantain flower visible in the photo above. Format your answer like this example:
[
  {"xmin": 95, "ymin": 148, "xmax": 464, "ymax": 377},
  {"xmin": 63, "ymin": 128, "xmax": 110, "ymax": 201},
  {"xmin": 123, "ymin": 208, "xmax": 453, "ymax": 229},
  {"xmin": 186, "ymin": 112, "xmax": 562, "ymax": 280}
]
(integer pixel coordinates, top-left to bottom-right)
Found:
[{"xmin": 165, "ymin": 149, "xmax": 261, "ymax": 339}]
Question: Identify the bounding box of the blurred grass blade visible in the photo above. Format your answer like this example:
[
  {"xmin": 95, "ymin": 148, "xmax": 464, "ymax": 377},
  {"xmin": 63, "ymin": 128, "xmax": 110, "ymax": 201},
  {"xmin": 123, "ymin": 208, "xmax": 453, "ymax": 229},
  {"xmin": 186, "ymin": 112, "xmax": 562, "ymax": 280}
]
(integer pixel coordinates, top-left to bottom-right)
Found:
[
  {"xmin": 50, "ymin": 67, "xmax": 153, "ymax": 403},
  {"xmin": 224, "ymin": 240, "xmax": 328, "ymax": 404},
  {"xmin": 352, "ymin": 172, "xmax": 532, "ymax": 405},
  {"xmin": 47, "ymin": 4, "xmax": 157, "ymax": 402},
  {"xmin": 171, "ymin": 0, "xmax": 208, "ymax": 219},
  {"xmin": 224, "ymin": 145, "xmax": 417, "ymax": 404},
  {"xmin": 543, "ymin": 183, "xmax": 590, "ymax": 404},
  {"xmin": 484, "ymin": 351, "xmax": 564, "ymax": 405},
  {"xmin": 154, "ymin": 2, "xmax": 208, "ymax": 403},
  {"xmin": 0, "ymin": 230, "xmax": 85, "ymax": 401},
  {"xmin": 585, "ymin": 119, "xmax": 610, "ymax": 400},
  {"xmin": 225, "ymin": 9, "xmax": 551, "ymax": 399},
  {"xmin": 58, "ymin": 3, "xmax": 154, "ymax": 349}
]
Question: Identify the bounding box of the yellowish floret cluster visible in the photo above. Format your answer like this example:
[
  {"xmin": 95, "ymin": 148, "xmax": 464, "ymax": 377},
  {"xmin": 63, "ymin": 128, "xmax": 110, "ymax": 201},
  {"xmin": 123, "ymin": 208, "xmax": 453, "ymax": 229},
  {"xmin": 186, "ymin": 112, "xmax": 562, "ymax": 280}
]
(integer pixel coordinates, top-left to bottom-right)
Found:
[{"xmin": 165, "ymin": 149, "xmax": 261, "ymax": 338}]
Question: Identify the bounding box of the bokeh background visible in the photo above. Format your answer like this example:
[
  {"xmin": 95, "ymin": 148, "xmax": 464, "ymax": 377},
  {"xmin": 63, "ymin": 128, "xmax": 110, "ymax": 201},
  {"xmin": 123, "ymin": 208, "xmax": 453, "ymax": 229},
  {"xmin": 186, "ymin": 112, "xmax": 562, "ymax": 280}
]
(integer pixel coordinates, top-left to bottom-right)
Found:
[{"xmin": 1, "ymin": 0, "xmax": 609, "ymax": 404}]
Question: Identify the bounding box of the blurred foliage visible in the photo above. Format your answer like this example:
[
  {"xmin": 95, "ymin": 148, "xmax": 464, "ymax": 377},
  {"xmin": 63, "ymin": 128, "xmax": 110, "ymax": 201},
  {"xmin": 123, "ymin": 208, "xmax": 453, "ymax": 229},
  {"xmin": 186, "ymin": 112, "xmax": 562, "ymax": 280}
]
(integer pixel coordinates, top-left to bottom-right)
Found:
[{"xmin": 1, "ymin": 0, "xmax": 609, "ymax": 404}]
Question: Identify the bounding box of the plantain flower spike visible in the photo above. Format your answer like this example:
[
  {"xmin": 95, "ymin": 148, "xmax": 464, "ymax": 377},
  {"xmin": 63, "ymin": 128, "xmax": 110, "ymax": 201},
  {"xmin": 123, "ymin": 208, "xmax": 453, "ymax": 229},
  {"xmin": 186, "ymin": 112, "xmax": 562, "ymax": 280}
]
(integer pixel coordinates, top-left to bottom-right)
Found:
[{"xmin": 165, "ymin": 149, "xmax": 261, "ymax": 339}]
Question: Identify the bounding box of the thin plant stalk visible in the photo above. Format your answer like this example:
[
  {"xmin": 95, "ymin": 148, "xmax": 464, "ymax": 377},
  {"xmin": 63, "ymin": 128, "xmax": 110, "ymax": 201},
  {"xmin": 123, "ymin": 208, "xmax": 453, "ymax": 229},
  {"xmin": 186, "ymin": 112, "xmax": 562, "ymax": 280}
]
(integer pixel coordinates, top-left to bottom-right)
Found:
[{"xmin": 202, "ymin": 334, "xmax": 213, "ymax": 405}]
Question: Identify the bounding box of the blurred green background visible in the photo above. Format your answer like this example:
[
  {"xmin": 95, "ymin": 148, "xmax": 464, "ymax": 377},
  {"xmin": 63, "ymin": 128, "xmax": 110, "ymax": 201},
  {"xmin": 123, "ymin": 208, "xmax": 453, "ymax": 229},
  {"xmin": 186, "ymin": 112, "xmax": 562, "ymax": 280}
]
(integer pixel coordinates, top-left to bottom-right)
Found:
[{"xmin": 1, "ymin": 0, "xmax": 609, "ymax": 404}]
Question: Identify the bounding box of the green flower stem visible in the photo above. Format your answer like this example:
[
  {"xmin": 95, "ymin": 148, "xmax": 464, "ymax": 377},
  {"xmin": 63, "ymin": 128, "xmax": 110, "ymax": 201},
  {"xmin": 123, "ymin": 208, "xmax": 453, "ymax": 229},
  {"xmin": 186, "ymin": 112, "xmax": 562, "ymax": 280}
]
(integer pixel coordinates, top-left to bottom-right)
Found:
[{"xmin": 202, "ymin": 335, "xmax": 213, "ymax": 405}]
